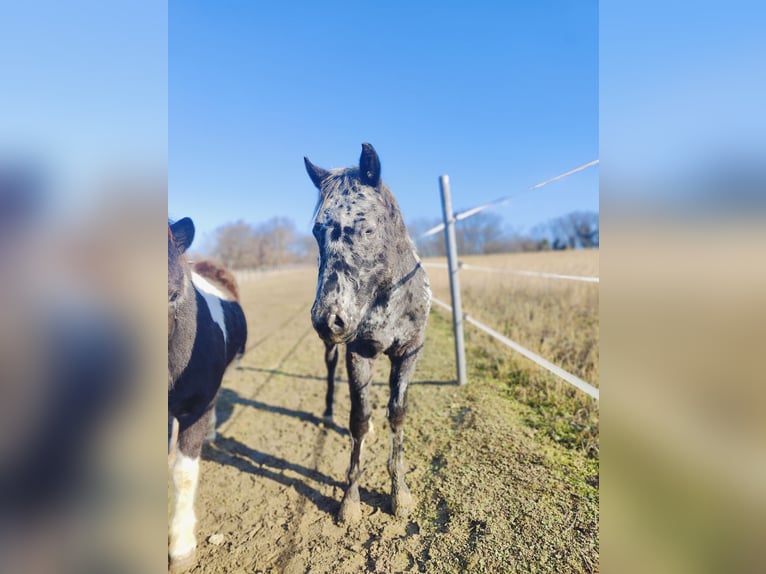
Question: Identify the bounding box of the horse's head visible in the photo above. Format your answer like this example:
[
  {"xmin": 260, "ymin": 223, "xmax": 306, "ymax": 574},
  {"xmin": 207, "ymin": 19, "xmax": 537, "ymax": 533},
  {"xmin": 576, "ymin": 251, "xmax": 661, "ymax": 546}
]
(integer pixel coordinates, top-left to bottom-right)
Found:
[
  {"xmin": 305, "ymin": 143, "xmax": 404, "ymax": 344},
  {"xmin": 168, "ymin": 217, "xmax": 195, "ymax": 340}
]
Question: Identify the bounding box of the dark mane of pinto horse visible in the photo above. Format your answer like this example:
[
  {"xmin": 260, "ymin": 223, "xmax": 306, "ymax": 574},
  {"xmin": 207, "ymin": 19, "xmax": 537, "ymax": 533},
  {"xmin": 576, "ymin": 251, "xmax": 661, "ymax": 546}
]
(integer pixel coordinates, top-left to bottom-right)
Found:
[
  {"xmin": 304, "ymin": 143, "xmax": 431, "ymax": 523},
  {"xmin": 167, "ymin": 218, "xmax": 247, "ymax": 569}
]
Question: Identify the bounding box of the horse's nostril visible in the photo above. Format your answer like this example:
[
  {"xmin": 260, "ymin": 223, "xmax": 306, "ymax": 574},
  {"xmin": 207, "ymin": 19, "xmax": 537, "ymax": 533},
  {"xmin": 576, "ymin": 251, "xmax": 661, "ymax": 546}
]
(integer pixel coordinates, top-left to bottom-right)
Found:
[
  {"xmin": 325, "ymin": 313, "xmax": 346, "ymax": 335},
  {"xmin": 315, "ymin": 311, "xmax": 348, "ymax": 340}
]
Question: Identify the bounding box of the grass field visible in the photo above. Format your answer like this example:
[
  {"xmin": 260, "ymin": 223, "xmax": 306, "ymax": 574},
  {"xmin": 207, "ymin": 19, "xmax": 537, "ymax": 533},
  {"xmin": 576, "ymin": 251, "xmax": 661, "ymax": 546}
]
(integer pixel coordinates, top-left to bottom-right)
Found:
[
  {"xmin": 178, "ymin": 249, "xmax": 599, "ymax": 573},
  {"xmin": 425, "ymin": 250, "xmax": 599, "ymax": 457}
]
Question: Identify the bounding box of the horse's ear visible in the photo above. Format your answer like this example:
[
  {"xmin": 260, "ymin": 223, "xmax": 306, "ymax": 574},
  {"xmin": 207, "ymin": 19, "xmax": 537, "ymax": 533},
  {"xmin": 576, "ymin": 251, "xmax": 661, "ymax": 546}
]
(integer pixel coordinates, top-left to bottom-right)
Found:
[
  {"xmin": 304, "ymin": 157, "xmax": 329, "ymax": 189},
  {"xmin": 359, "ymin": 143, "xmax": 381, "ymax": 187},
  {"xmin": 171, "ymin": 217, "xmax": 195, "ymax": 253}
]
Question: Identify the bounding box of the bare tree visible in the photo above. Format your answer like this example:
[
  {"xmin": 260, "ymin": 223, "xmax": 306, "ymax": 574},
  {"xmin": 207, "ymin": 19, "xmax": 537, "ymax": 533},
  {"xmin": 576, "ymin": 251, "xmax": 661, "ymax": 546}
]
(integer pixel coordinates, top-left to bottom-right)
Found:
[
  {"xmin": 547, "ymin": 211, "xmax": 599, "ymax": 249},
  {"xmin": 210, "ymin": 220, "xmax": 257, "ymax": 269},
  {"xmin": 408, "ymin": 218, "xmax": 445, "ymax": 258},
  {"xmin": 455, "ymin": 211, "xmax": 504, "ymax": 255},
  {"xmin": 209, "ymin": 217, "xmax": 317, "ymax": 269},
  {"xmin": 571, "ymin": 211, "xmax": 599, "ymax": 248},
  {"xmin": 254, "ymin": 217, "xmax": 297, "ymax": 267},
  {"xmin": 296, "ymin": 234, "xmax": 318, "ymax": 264}
]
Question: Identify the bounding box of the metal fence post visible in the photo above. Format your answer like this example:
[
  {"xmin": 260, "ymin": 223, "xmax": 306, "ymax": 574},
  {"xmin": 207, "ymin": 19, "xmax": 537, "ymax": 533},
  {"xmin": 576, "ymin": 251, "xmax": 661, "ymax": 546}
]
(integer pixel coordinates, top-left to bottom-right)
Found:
[{"xmin": 439, "ymin": 175, "xmax": 467, "ymax": 385}]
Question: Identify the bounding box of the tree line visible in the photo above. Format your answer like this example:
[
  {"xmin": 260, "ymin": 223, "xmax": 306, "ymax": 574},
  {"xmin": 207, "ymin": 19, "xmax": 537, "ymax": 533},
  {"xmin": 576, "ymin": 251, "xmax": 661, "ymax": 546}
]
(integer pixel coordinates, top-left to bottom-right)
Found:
[
  {"xmin": 205, "ymin": 210, "xmax": 598, "ymax": 270},
  {"xmin": 207, "ymin": 217, "xmax": 317, "ymax": 270},
  {"xmin": 409, "ymin": 210, "xmax": 598, "ymax": 257}
]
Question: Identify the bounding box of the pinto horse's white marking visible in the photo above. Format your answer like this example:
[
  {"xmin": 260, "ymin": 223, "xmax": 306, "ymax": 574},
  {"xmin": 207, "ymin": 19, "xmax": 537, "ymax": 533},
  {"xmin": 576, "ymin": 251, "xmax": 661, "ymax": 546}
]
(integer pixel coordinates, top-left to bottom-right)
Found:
[
  {"xmin": 205, "ymin": 409, "xmax": 217, "ymax": 442},
  {"xmin": 192, "ymin": 272, "xmax": 228, "ymax": 346},
  {"xmin": 169, "ymin": 453, "xmax": 200, "ymax": 560}
]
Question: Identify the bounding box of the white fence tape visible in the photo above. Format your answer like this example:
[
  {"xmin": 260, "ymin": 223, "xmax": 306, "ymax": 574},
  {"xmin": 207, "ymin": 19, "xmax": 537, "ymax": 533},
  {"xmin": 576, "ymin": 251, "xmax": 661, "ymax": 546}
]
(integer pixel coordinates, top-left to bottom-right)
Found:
[
  {"xmin": 423, "ymin": 261, "xmax": 599, "ymax": 283},
  {"xmin": 418, "ymin": 159, "xmax": 599, "ymax": 239},
  {"xmin": 431, "ymin": 296, "xmax": 599, "ymax": 400},
  {"xmin": 527, "ymin": 159, "xmax": 599, "ymax": 190}
]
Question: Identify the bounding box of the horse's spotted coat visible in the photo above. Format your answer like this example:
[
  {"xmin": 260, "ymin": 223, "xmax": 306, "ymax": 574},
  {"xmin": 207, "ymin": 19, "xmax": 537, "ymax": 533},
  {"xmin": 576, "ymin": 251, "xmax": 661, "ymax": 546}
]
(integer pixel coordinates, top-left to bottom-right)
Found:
[{"xmin": 305, "ymin": 143, "xmax": 431, "ymax": 522}]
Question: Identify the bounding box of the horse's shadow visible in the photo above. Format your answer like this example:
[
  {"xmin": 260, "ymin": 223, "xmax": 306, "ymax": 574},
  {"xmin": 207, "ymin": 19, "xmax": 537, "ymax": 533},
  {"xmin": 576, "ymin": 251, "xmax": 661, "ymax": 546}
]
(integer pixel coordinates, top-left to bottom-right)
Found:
[
  {"xmin": 208, "ymin": 378, "xmax": 450, "ymax": 518},
  {"xmin": 235, "ymin": 365, "xmax": 330, "ymax": 383},
  {"xmin": 372, "ymin": 379, "xmax": 457, "ymax": 387},
  {"xmin": 215, "ymin": 387, "xmax": 348, "ymax": 437},
  {"xmin": 204, "ymin": 434, "xmax": 390, "ymax": 518}
]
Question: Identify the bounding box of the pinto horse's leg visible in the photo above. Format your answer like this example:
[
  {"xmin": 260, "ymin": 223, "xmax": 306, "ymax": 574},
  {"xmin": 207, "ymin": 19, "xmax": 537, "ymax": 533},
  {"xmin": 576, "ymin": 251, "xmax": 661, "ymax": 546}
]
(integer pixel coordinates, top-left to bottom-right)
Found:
[
  {"xmin": 205, "ymin": 407, "xmax": 217, "ymax": 442},
  {"xmin": 323, "ymin": 341, "xmax": 339, "ymax": 424},
  {"xmin": 168, "ymin": 415, "xmax": 179, "ymax": 469},
  {"xmin": 204, "ymin": 393, "xmax": 220, "ymax": 443},
  {"xmin": 338, "ymin": 349, "xmax": 373, "ymax": 523},
  {"xmin": 387, "ymin": 345, "xmax": 422, "ymax": 518},
  {"xmin": 169, "ymin": 407, "xmax": 211, "ymax": 571}
]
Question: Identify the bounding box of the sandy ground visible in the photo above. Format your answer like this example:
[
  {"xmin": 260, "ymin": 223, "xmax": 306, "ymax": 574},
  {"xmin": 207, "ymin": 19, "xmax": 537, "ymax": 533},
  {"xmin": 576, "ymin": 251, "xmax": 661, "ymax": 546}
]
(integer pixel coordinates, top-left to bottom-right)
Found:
[{"xmin": 173, "ymin": 266, "xmax": 598, "ymax": 573}]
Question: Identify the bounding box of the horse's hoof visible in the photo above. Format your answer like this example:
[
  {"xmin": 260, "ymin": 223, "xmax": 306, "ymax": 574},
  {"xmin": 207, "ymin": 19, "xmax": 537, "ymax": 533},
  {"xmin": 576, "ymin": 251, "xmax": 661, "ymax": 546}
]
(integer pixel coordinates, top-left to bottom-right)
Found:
[
  {"xmin": 338, "ymin": 498, "xmax": 362, "ymax": 524},
  {"xmin": 392, "ymin": 488, "xmax": 413, "ymax": 518},
  {"xmin": 168, "ymin": 550, "xmax": 196, "ymax": 573}
]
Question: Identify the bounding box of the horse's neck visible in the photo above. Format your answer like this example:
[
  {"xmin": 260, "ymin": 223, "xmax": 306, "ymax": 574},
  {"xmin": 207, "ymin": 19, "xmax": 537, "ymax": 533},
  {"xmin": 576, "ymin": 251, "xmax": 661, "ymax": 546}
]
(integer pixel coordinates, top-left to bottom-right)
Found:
[
  {"xmin": 390, "ymin": 235, "xmax": 419, "ymax": 273},
  {"xmin": 168, "ymin": 288, "xmax": 198, "ymax": 385}
]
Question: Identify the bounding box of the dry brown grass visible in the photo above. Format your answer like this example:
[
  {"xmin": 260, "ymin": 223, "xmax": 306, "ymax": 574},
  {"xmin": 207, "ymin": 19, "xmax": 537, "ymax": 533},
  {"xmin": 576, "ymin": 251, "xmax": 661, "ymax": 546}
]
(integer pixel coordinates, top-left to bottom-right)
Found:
[{"xmin": 425, "ymin": 249, "xmax": 599, "ymax": 457}]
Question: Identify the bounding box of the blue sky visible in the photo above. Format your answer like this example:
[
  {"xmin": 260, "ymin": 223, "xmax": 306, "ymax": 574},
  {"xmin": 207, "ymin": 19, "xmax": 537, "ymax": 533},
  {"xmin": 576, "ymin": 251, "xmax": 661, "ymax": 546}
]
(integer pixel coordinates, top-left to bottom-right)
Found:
[{"xmin": 170, "ymin": 1, "xmax": 599, "ymax": 248}]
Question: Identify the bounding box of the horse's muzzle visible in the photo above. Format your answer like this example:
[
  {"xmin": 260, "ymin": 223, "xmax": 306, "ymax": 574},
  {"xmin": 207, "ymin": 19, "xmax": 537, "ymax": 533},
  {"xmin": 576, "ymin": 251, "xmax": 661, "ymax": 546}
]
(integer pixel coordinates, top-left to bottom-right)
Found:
[{"xmin": 312, "ymin": 309, "xmax": 352, "ymax": 344}]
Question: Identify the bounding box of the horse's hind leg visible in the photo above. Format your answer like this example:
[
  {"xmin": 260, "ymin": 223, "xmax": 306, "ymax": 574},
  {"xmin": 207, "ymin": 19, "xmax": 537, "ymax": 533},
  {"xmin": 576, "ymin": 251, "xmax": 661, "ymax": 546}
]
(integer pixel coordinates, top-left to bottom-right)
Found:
[
  {"xmin": 338, "ymin": 349, "xmax": 373, "ymax": 523},
  {"xmin": 169, "ymin": 408, "xmax": 210, "ymax": 571},
  {"xmin": 387, "ymin": 346, "xmax": 422, "ymax": 518},
  {"xmin": 323, "ymin": 341, "xmax": 339, "ymax": 424}
]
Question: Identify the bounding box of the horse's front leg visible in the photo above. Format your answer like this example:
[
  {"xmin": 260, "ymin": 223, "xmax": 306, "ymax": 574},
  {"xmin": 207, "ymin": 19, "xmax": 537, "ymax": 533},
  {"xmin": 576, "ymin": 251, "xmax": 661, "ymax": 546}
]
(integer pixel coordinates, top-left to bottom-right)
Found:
[
  {"xmin": 387, "ymin": 344, "xmax": 423, "ymax": 518},
  {"xmin": 323, "ymin": 340, "xmax": 339, "ymax": 424},
  {"xmin": 338, "ymin": 349, "xmax": 373, "ymax": 523},
  {"xmin": 169, "ymin": 407, "xmax": 211, "ymax": 571}
]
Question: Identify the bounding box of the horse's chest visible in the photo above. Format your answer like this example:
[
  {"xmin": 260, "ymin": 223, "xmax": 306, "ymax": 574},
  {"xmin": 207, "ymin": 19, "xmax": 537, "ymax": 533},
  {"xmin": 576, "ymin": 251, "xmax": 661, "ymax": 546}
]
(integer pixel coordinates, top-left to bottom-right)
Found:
[
  {"xmin": 168, "ymin": 307, "xmax": 228, "ymax": 420},
  {"xmin": 168, "ymin": 342, "xmax": 226, "ymax": 421},
  {"xmin": 355, "ymin": 306, "xmax": 416, "ymax": 355}
]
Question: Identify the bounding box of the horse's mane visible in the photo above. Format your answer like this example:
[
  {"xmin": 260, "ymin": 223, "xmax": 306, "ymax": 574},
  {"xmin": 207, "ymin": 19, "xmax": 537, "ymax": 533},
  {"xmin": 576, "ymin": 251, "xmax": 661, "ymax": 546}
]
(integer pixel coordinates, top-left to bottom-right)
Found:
[{"xmin": 192, "ymin": 259, "xmax": 240, "ymax": 301}]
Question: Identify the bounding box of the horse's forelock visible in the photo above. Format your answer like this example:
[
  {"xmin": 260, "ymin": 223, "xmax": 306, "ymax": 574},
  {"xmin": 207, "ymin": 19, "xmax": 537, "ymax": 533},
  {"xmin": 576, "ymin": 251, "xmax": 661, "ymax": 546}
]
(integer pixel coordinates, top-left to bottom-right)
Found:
[
  {"xmin": 313, "ymin": 169, "xmax": 354, "ymax": 221},
  {"xmin": 314, "ymin": 167, "xmax": 389, "ymax": 220}
]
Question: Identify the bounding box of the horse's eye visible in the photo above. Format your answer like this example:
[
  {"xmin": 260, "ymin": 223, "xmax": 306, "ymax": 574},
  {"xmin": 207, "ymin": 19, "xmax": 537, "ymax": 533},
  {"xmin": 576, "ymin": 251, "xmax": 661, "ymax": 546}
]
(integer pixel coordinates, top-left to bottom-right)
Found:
[
  {"xmin": 364, "ymin": 228, "xmax": 374, "ymax": 236},
  {"xmin": 169, "ymin": 291, "xmax": 180, "ymax": 303}
]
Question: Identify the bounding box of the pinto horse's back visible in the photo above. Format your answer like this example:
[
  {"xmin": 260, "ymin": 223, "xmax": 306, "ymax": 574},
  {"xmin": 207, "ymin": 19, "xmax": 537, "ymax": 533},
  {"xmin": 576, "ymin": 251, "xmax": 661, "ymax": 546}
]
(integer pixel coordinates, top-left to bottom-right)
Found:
[
  {"xmin": 192, "ymin": 259, "xmax": 240, "ymax": 301},
  {"xmin": 191, "ymin": 259, "xmax": 247, "ymax": 363}
]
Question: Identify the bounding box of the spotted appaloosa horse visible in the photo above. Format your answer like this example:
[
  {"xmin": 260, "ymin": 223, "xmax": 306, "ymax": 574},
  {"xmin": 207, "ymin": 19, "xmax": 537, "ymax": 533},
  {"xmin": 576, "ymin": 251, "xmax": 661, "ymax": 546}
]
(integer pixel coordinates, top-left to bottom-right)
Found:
[
  {"xmin": 304, "ymin": 143, "xmax": 431, "ymax": 522},
  {"xmin": 167, "ymin": 217, "xmax": 247, "ymax": 569}
]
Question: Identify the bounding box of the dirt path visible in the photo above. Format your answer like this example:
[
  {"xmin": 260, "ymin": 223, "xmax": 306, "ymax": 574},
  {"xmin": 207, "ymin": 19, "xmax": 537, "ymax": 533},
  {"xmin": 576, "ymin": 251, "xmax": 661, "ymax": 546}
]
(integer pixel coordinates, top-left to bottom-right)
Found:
[{"xmin": 186, "ymin": 268, "xmax": 598, "ymax": 573}]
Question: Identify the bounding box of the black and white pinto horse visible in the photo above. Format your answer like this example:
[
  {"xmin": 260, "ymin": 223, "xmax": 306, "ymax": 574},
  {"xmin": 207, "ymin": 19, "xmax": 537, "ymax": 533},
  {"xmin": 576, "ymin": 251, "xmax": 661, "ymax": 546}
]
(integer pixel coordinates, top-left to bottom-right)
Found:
[
  {"xmin": 304, "ymin": 143, "xmax": 431, "ymax": 522},
  {"xmin": 168, "ymin": 218, "xmax": 247, "ymax": 569}
]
